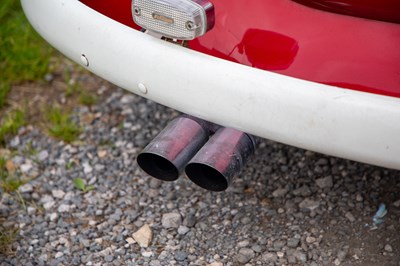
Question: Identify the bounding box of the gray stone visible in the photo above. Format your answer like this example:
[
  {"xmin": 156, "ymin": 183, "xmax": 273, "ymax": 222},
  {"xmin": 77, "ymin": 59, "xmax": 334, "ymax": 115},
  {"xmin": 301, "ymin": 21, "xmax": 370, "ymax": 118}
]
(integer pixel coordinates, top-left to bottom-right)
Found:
[
  {"xmin": 315, "ymin": 176, "xmax": 333, "ymax": 189},
  {"xmin": 162, "ymin": 213, "xmax": 182, "ymax": 229},
  {"xmin": 105, "ymin": 255, "xmax": 114, "ymax": 262},
  {"xmin": 37, "ymin": 150, "xmax": 49, "ymax": 161},
  {"xmin": 287, "ymin": 238, "xmax": 300, "ymax": 248},
  {"xmin": 158, "ymin": 251, "xmax": 168, "ymax": 260},
  {"xmin": 337, "ymin": 247, "xmax": 349, "ymax": 262},
  {"xmin": 273, "ymin": 240, "xmax": 286, "ymax": 250},
  {"xmin": 345, "ymin": 212, "xmax": 356, "ymax": 222},
  {"xmin": 183, "ymin": 213, "xmax": 196, "ymax": 227},
  {"xmin": 177, "ymin": 225, "xmax": 190, "ymax": 235},
  {"xmin": 236, "ymin": 248, "xmax": 255, "ymax": 264},
  {"xmin": 384, "ymin": 244, "xmax": 393, "ymax": 253},
  {"xmin": 294, "ymin": 251, "xmax": 307, "ymax": 263},
  {"xmin": 251, "ymin": 245, "xmax": 262, "ymax": 253},
  {"xmin": 241, "ymin": 217, "xmax": 252, "ymax": 224},
  {"xmin": 262, "ymin": 252, "xmax": 277, "ymax": 263},
  {"xmin": 149, "ymin": 260, "xmax": 162, "ymax": 266},
  {"xmin": 44, "ymin": 73, "xmax": 54, "ymax": 82},
  {"xmin": 288, "ymin": 255, "xmax": 297, "ymax": 264},
  {"xmin": 80, "ymin": 238, "xmax": 90, "ymax": 248},
  {"xmin": 10, "ymin": 136, "xmax": 20, "ymax": 147},
  {"xmin": 272, "ymin": 187, "xmax": 289, "ymax": 198},
  {"xmin": 175, "ymin": 251, "xmax": 188, "ymax": 261},
  {"xmin": 237, "ymin": 240, "xmax": 250, "ymax": 247},
  {"xmin": 39, "ymin": 254, "xmax": 48, "ymax": 262},
  {"xmin": 299, "ymin": 198, "xmax": 320, "ymax": 211},
  {"xmin": 293, "ymin": 185, "xmax": 312, "ymax": 197},
  {"xmin": 356, "ymin": 194, "xmax": 363, "ymax": 202}
]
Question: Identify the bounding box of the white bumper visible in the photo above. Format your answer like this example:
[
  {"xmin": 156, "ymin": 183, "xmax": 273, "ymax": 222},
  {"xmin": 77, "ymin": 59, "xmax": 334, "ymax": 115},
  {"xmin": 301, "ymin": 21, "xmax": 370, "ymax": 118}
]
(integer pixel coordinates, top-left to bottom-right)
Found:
[{"xmin": 22, "ymin": 0, "xmax": 400, "ymax": 170}]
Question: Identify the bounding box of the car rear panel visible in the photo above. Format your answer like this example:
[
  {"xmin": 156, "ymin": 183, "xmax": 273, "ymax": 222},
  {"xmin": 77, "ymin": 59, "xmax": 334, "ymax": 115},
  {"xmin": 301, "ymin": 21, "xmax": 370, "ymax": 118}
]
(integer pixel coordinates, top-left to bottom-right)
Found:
[{"xmin": 81, "ymin": 0, "xmax": 400, "ymax": 98}]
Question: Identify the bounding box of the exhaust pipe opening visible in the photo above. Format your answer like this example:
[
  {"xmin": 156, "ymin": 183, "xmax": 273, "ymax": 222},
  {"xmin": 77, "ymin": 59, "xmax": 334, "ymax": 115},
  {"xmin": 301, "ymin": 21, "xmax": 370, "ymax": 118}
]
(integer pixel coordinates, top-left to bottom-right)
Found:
[
  {"xmin": 137, "ymin": 153, "xmax": 179, "ymax": 181},
  {"xmin": 185, "ymin": 163, "xmax": 229, "ymax": 192},
  {"xmin": 136, "ymin": 115, "xmax": 211, "ymax": 181},
  {"xmin": 185, "ymin": 127, "xmax": 256, "ymax": 191}
]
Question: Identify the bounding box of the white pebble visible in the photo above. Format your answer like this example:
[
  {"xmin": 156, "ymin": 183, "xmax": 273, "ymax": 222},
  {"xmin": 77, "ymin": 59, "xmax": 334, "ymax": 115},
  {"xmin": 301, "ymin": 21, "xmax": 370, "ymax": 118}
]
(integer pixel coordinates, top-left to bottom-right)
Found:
[
  {"xmin": 384, "ymin": 244, "xmax": 393, "ymax": 252},
  {"xmin": 27, "ymin": 206, "xmax": 36, "ymax": 214},
  {"xmin": 142, "ymin": 251, "xmax": 154, "ymax": 257},
  {"xmin": 43, "ymin": 201, "xmax": 55, "ymax": 210},
  {"xmin": 306, "ymin": 236, "xmax": 317, "ymax": 244},
  {"xmin": 49, "ymin": 213, "xmax": 58, "ymax": 221},
  {"xmin": 20, "ymin": 164, "xmax": 32, "ymax": 173},
  {"xmin": 55, "ymin": 252, "xmax": 64, "ymax": 258},
  {"xmin": 19, "ymin": 183, "xmax": 33, "ymax": 193},
  {"xmin": 82, "ymin": 162, "xmax": 93, "ymax": 174},
  {"xmin": 58, "ymin": 204, "xmax": 72, "ymax": 212},
  {"xmin": 52, "ymin": 189, "xmax": 65, "ymax": 199}
]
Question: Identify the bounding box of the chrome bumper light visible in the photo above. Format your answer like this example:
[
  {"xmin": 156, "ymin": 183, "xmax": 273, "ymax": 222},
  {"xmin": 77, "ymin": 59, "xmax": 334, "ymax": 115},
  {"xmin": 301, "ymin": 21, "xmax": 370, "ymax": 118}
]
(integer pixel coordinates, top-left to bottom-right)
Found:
[{"xmin": 132, "ymin": 0, "xmax": 215, "ymax": 40}]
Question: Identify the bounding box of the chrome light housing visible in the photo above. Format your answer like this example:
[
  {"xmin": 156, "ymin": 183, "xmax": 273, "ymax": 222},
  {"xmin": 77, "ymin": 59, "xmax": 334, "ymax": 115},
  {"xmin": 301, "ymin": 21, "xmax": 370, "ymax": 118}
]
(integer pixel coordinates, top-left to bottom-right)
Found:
[{"xmin": 132, "ymin": 0, "xmax": 215, "ymax": 40}]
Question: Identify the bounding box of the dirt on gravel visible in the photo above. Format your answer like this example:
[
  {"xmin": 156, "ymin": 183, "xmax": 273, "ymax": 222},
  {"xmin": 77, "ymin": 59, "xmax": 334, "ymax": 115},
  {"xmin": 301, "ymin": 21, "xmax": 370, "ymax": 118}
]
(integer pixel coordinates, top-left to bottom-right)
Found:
[{"xmin": 1, "ymin": 56, "xmax": 113, "ymax": 129}]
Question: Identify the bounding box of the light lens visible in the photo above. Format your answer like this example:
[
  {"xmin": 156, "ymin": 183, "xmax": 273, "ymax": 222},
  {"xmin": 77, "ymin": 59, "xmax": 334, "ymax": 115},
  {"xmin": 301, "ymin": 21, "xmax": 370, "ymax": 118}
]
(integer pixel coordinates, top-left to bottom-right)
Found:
[{"xmin": 132, "ymin": 0, "xmax": 214, "ymax": 40}]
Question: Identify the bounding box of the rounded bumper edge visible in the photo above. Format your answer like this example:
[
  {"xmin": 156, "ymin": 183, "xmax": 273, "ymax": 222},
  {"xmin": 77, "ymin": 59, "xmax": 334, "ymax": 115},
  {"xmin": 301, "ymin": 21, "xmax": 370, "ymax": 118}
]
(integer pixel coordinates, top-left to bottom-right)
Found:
[{"xmin": 22, "ymin": 0, "xmax": 400, "ymax": 170}]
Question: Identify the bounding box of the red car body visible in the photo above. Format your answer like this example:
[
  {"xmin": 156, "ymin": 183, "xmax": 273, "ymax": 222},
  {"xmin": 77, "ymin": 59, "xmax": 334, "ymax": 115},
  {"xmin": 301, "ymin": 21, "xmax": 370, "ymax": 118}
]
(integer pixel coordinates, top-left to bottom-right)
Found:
[
  {"xmin": 81, "ymin": 0, "xmax": 400, "ymax": 97},
  {"xmin": 21, "ymin": 0, "xmax": 400, "ymax": 171}
]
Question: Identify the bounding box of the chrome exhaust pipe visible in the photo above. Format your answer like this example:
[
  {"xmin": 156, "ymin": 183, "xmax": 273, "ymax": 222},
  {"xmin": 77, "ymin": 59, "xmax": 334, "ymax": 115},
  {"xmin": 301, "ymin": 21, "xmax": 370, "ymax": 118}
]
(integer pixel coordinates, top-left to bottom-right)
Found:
[
  {"xmin": 185, "ymin": 127, "xmax": 256, "ymax": 191},
  {"xmin": 137, "ymin": 115, "xmax": 211, "ymax": 181}
]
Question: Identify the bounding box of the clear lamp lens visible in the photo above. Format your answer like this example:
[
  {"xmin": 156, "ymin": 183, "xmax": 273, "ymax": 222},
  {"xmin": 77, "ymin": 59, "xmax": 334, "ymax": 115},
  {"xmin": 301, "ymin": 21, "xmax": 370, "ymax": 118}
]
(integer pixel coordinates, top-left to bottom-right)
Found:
[{"xmin": 132, "ymin": 0, "xmax": 214, "ymax": 40}]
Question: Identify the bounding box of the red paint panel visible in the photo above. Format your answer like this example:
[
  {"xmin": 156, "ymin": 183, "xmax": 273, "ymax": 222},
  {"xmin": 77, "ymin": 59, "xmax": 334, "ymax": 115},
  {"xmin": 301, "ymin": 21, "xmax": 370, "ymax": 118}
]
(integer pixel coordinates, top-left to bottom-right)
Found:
[
  {"xmin": 292, "ymin": 0, "xmax": 400, "ymax": 24},
  {"xmin": 80, "ymin": 0, "xmax": 400, "ymax": 98},
  {"xmin": 237, "ymin": 29, "xmax": 299, "ymax": 70},
  {"xmin": 81, "ymin": 0, "xmax": 138, "ymax": 29}
]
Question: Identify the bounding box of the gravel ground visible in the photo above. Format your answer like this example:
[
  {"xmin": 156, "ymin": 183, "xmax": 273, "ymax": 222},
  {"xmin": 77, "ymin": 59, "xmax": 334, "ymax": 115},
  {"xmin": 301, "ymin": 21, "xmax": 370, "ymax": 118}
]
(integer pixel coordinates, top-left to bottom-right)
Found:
[{"xmin": 1, "ymin": 86, "xmax": 400, "ymax": 266}]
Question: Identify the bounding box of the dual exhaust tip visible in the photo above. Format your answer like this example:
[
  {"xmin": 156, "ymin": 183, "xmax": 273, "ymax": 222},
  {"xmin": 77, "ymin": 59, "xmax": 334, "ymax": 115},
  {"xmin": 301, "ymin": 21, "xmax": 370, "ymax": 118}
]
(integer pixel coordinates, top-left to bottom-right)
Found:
[{"xmin": 137, "ymin": 115, "xmax": 255, "ymax": 191}]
